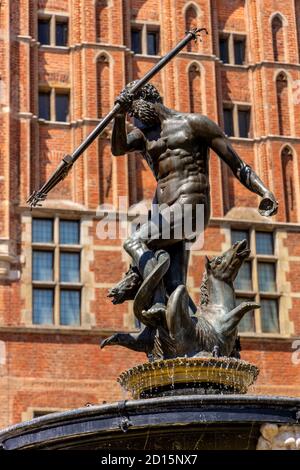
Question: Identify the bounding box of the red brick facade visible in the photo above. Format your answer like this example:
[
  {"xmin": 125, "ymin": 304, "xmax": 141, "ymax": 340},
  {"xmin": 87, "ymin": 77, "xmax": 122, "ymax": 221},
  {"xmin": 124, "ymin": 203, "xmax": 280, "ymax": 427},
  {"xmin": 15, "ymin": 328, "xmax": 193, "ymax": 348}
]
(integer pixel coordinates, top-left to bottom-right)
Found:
[{"xmin": 0, "ymin": 0, "xmax": 300, "ymax": 428}]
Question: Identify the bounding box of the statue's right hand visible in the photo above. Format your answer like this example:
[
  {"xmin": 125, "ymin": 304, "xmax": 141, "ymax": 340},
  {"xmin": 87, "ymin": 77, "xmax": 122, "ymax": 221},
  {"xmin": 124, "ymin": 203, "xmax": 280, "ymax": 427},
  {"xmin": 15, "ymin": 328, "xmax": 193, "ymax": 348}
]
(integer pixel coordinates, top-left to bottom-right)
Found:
[{"xmin": 115, "ymin": 89, "xmax": 134, "ymax": 113}]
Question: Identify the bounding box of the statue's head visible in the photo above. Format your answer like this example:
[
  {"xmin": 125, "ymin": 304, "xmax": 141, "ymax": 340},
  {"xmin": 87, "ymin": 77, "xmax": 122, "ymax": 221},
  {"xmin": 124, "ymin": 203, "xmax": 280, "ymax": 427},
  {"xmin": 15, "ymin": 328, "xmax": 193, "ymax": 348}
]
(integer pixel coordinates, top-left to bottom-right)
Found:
[
  {"xmin": 126, "ymin": 81, "xmax": 163, "ymax": 127},
  {"xmin": 127, "ymin": 81, "xmax": 163, "ymax": 104}
]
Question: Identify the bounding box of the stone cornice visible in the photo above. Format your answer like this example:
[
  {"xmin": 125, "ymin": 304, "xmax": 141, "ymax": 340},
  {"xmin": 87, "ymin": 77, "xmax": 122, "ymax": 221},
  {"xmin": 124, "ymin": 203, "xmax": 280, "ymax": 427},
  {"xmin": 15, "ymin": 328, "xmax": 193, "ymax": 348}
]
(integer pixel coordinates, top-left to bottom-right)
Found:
[
  {"xmin": 16, "ymin": 205, "xmax": 300, "ymax": 232},
  {"xmin": 0, "ymin": 326, "xmax": 133, "ymax": 336},
  {"xmin": 0, "ymin": 325, "xmax": 297, "ymax": 341},
  {"xmin": 210, "ymin": 217, "xmax": 300, "ymax": 232}
]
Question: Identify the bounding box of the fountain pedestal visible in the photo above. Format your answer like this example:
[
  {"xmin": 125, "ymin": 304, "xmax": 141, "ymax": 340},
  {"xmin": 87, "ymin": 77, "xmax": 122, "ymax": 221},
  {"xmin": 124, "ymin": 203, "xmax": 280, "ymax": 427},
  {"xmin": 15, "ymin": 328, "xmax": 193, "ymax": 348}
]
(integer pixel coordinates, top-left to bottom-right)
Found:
[{"xmin": 118, "ymin": 357, "xmax": 259, "ymax": 399}]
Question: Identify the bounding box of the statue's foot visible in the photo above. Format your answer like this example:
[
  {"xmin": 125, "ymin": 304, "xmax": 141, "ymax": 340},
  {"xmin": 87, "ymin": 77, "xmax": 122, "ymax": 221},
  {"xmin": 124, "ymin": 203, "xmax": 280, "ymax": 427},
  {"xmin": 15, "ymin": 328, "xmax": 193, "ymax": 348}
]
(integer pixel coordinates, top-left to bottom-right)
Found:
[{"xmin": 141, "ymin": 303, "xmax": 166, "ymax": 328}]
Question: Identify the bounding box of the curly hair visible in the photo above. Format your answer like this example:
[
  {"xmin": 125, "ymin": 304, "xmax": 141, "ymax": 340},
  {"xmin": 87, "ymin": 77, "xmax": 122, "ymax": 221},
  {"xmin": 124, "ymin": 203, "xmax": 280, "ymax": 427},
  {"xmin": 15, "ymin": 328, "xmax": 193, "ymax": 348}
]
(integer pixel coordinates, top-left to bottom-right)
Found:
[{"xmin": 126, "ymin": 81, "xmax": 163, "ymax": 104}]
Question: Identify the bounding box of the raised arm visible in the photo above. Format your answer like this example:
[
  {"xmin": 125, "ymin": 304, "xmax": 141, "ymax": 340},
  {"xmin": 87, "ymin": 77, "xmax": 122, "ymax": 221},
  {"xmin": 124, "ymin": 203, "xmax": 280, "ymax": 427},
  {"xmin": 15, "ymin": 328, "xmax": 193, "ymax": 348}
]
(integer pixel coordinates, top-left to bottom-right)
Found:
[
  {"xmin": 111, "ymin": 90, "xmax": 146, "ymax": 156},
  {"xmin": 111, "ymin": 114, "xmax": 146, "ymax": 156},
  {"xmin": 195, "ymin": 116, "xmax": 278, "ymax": 217}
]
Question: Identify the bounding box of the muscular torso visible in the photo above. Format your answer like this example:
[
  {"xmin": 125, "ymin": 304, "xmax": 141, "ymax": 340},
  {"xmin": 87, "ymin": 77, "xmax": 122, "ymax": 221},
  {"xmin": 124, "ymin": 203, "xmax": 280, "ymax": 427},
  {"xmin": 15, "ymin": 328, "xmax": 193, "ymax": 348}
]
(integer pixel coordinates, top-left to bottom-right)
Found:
[{"xmin": 141, "ymin": 113, "xmax": 211, "ymax": 223}]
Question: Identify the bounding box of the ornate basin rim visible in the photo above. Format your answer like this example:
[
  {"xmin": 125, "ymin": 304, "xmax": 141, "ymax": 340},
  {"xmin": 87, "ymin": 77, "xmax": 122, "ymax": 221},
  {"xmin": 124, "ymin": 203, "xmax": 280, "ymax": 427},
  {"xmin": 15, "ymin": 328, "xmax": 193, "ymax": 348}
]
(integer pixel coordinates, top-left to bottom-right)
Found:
[{"xmin": 118, "ymin": 357, "xmax": 260, "ymax": 399}]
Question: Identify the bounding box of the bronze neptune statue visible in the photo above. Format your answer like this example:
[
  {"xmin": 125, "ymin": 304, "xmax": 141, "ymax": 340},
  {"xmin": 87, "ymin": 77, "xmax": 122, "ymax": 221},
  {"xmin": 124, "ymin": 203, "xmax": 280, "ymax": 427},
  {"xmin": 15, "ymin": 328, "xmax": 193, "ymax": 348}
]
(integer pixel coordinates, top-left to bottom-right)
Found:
[
  {"xmin": 26, "ymin": 27, "xmax": 278, "ymax": 363},
  {"xmin": 101, "ymin": 81, "xmax": 278, "ymax": 360}
]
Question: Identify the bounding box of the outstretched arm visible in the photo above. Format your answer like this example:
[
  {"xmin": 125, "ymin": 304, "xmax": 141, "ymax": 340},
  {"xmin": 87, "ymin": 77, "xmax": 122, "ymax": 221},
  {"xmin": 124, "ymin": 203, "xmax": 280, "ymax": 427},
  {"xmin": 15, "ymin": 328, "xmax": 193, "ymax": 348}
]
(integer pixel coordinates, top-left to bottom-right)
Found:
[{"xmin": 197, "ymin": 116, "xmax": 278, "ymax": 217}]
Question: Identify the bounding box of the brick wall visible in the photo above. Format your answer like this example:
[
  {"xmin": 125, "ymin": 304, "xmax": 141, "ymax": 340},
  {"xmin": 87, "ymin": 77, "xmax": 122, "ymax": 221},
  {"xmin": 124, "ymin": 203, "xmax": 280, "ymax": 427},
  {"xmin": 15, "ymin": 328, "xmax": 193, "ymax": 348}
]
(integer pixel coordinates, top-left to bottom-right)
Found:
[{"xmin": 0, "ymin": 0, "xmax": 299, "ymax": 428}]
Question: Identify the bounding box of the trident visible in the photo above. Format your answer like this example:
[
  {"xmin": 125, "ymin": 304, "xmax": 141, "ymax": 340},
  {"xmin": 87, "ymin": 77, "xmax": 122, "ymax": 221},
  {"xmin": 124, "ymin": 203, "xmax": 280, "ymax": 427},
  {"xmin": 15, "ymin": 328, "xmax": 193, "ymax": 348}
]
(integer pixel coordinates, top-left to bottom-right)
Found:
[{"xmin": 27, "ymin": 27, "xmax": 208, "ymax": 208}]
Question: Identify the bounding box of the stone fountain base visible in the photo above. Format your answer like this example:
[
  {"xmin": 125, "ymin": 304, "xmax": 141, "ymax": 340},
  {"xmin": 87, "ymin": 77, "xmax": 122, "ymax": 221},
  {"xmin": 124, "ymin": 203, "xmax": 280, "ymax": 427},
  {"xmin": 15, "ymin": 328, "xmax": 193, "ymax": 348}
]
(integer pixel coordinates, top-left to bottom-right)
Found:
[
  {"xmin": 1, "ymin": 356, "xmax": 298, "ymax": 450},
  {"xmin": 118, "ymin": 357, "xmax": 259, "ymax": 399},
  {"xmin": 0, "ymin": 395, "xmax": 299, "ymax": 450}
]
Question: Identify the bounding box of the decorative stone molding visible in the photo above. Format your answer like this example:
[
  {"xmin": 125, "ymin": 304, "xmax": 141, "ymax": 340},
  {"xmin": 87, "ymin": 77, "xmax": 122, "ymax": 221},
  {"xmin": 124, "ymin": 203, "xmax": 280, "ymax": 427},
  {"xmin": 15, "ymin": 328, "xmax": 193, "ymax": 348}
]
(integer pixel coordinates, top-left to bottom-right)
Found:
[
  {"xmin": 225, "ymin": 206, "xmax": 268, "ymax": 223},
  {"xmin": 0, "ymin": 239, "xmax": 20, "ymax": 281},
  {"xmin": 81, "ymin": 216, "xmax": 96, "ymax": 327},
  {"xmin": 276, "ymin": 230, "xmax": 294, "ymax": 335},
  {"xmin": 257, "ymin": 423, "xmax": 300, "ymax": 450}
]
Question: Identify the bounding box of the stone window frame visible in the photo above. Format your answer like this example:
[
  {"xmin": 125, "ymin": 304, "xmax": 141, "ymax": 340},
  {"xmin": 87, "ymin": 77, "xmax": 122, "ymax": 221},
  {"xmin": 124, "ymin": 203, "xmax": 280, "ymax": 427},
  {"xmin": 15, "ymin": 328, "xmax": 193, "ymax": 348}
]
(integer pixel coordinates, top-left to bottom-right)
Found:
[
  {"xmin": 21, "ymin": 213, "xmax": 96, "ymax": 330},
  {"xmin": 232, "ymin": 227, "xmax": 285, "ymax": 336},
  {"xmin": 223, "ymin": 101, "xmax": 252, "ymax": 139},
  {"xmin": 38, "ymin": 86, "xmax": 70, "ymax": 123},
  {"xmin": 218, "ymin": 31, "xmax": 248, "ymax": 66},
  {"xmin": 32, "ymin": 216, "xmax": 83, "ymax": 327},
  {"xmin": 37, "ymin": 10, "xmax": 69, "ymax": 49},
  {"xmin": 130, "ymin": 21, "xmax": 161, "ymax": 57}
]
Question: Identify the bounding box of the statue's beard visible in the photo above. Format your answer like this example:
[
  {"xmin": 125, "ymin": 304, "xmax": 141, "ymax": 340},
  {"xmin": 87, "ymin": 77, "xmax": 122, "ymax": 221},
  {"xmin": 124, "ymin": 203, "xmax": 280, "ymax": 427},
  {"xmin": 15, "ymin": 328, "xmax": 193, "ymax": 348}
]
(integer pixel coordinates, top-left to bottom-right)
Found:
[{"xmin": 130, "ymin": 99, "xmax": 161, "ymax": 127}]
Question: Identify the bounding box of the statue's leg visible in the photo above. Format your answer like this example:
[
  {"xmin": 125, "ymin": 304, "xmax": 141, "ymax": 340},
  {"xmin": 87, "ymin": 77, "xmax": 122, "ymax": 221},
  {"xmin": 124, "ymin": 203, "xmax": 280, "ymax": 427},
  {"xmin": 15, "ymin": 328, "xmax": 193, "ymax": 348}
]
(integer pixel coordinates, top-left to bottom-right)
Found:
[
  {"xmin": 164, "ymin": 241, "xmax": 187, "ymax": 291},
  {"xmin": 157, "ymin": 198, "xmax": 202, "ymax": 314},
  {"xmin": 123, "ymin": 228, "xmax": 167, "ymax": 321},
  {"xmin": 124, "ymin": 206, "xmax": 180, "ymax": 322},
  {"xmin": 164, "ymin": 241, "xmax": 197, "ymax": 315}
]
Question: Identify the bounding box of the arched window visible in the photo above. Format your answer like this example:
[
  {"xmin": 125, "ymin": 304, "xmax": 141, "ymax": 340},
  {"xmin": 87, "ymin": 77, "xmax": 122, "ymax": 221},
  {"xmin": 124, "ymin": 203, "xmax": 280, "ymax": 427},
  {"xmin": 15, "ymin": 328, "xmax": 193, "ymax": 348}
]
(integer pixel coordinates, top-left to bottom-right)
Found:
[
  {"xmin": 185, "ymin": 5, "xmax": 198, "ymax": 53},
  {"xmin": 96, "ymin": 0, "xmax": 109, "ymax": 43},
  {"xmin": 97, "ymin": 54, "xmax": 110, "ymax": 118},
  {"xmin": 99, "ymin": 138, "xmax": 113, "ymax": 204},
  {"xmin": 276, "ymin": 72, "xmax": 290, "ymax": 136},
  {"xmin": 272, "ymin": 15, "xmax": 285, "ymax": 62},
  {"xmin": 281, "ymin": 146, "xmax": 297, "ymax": 222},
  {"xmin": 188, "ymin": 64, "xmax": 201, "ymax": 113}
]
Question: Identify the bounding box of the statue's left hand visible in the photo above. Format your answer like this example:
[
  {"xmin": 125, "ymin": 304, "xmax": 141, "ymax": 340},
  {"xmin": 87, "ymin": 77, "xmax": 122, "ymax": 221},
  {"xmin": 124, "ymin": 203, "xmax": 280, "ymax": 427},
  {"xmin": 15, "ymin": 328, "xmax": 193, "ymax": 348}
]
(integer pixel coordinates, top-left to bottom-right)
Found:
[{"xmin": 259, "ymin": 192, "xmax": 278, "ymax": 217}]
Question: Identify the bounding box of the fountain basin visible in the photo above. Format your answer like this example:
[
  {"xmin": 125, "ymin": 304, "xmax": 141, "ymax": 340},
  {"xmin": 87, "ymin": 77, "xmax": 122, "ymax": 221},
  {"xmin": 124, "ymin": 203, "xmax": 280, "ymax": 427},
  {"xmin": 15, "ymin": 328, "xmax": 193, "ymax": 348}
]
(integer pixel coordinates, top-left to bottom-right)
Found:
[
  {"xmin": 0, "ymin": 395, "xmax": 299, "ymax": 450},
  {"xmin": 118, "ymin": 357, "xmax": 259, "ymax": 399}
]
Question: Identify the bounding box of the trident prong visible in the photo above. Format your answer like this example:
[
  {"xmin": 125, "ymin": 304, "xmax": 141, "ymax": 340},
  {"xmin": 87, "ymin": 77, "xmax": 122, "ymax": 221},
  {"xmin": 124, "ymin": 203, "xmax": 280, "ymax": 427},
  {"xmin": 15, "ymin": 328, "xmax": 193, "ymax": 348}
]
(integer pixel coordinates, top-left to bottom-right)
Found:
[{"xmin": 187, "ymin": 27, "xmax": 209, "ymax": 43}]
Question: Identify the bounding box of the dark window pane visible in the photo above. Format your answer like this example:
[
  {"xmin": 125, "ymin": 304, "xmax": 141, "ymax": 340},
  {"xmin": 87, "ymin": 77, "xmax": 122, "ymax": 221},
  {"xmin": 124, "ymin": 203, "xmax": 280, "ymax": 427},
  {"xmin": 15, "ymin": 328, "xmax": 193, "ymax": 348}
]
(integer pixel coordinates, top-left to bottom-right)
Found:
[
  {"xmin": 258, "ymin": 262, "xmax": 276, "ymax": 292},
  {"xmin": 39, "ymin": 92, "xmax": 50, "ymax": 120},
  {"xmin": 238, "ymin": 109, "xmax": 251, "ymax": 138},
  {"xmin": 38, "ymin": 19, "xmax": 50, "ymax": 45},
  {"xmin": 33, "ymin": 288, "xmax": 54, "ymax": 324},
  {"xmin": 236, "ymin": 297, "xmax": 256, "ymax": 332},
  {"xmin": 234, "ymin": 39, "xmax": 246, "ymax": 65},
  {"xmin": 56, "ymin": 21, "xmax": 68, "ymax": 46},
  {"xmin": 33, "ymin": 251, "xmax": 53, "ymax": 281},
  {"xmin": 223, "ymin": 108, "xmax": 234, "ymax": 137},
  {"xmin": 60, "ymin": 252, "xmax": 80, "ymax": 282},
  {"xmin": 256, "ymin": 232, "xmax": 274, "ymax": 255},
  {"xmin": 261, "ymin": 298, "xmax": 279, "ymax": 333},
  {"xmin": 147, "ymin": 31, "xmax": 159, "ymax": 55},
  {"xmin": 60, "ymin": 220, "xmax": 80, "ymax": 244},
  {"xmin": 55, "ymin": 93, "xmax": 69, "ymax": 122},
  {"xmin": 219, "ymin": 37, "xmax": 229, "ymax": 63},
  {"xmin": 32, "ymin": 219, "xmax": 53, "ymax": 243},
  {"xmin": 231, "ymin": 229, "xmax": 250, "ymax": 247},
  {"xmin": 60, "ymin": 290, "xmax": 81, "ymax": 325},
  {"xmin": 131, "ymin": 29, "xmax": 142, "ymax": 53},
  {"xmin": 234, "ymin": 261, "xmax": 252, "ymax": 291}
]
